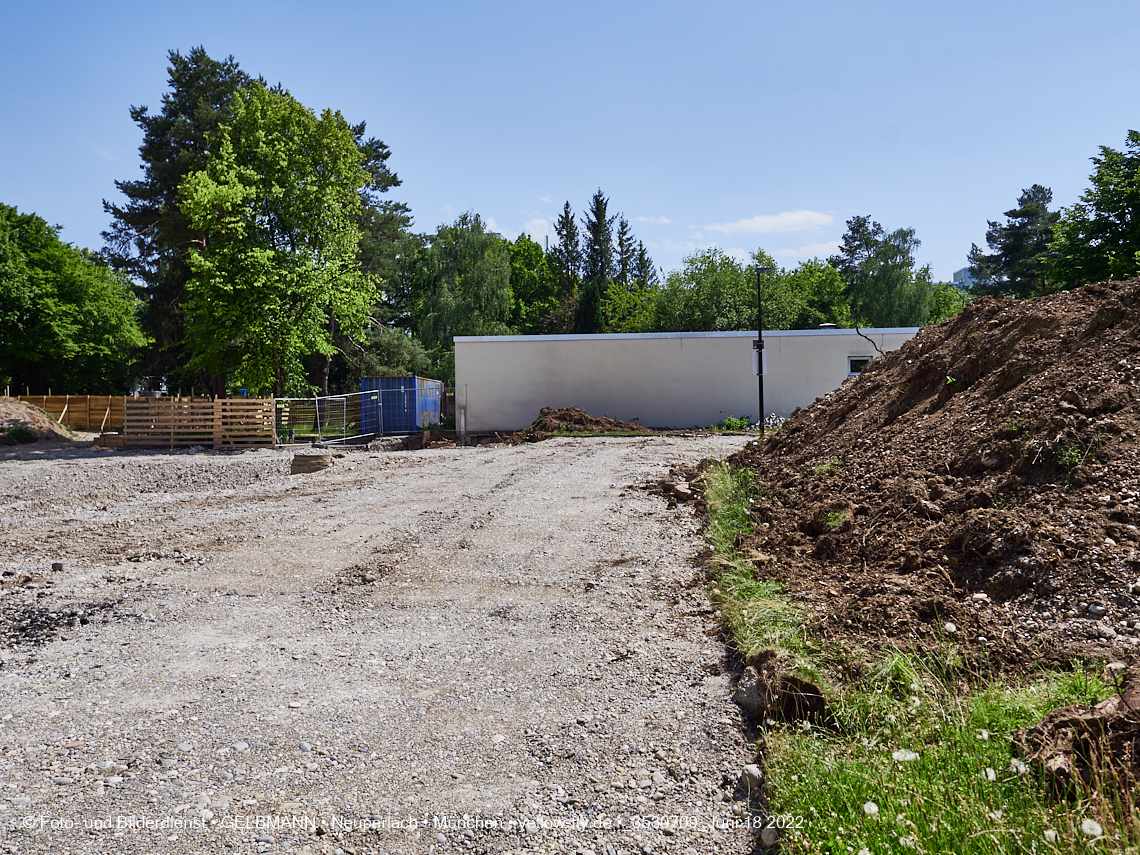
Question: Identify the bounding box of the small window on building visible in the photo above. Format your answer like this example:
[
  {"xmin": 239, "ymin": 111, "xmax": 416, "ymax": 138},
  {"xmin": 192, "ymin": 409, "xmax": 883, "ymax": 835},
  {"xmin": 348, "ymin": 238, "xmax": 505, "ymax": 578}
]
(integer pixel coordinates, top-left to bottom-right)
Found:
[{"xmin": 849, "ymin": 357, "xmax": 872, "ymax": 376}]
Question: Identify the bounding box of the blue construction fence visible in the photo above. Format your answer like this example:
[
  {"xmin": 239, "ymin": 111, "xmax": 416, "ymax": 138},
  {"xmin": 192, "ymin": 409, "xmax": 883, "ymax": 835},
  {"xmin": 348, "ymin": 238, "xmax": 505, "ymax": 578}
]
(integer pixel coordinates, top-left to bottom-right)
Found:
[{"xmin": 360, "ymin": 376, "xmax": 444, "ymax": 435}]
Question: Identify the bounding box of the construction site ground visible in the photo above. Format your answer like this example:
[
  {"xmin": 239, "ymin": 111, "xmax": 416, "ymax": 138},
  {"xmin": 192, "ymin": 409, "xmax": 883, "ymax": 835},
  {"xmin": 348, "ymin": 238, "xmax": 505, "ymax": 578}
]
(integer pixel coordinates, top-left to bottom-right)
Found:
[{"xmin": 0, "ymin": 435, "xmax": 753, "ymax": 855}]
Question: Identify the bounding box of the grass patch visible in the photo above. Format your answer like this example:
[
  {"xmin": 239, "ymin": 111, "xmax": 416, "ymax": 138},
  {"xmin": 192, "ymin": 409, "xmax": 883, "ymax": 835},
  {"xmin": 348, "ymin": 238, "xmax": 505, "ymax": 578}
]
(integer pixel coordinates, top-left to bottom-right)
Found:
[
  {"xmin": 768, "ymin": 662, "xmax": 1126, "ymax": 854},
  {"xmin": 811, "ymin": 457, "xmax": 843, "ymax": 476},
  {"xmin": 700, "ymin": 462, "xmax": 1133, "ymax": 853},
  {"xmin": 703, "ymin": 463, "xmax": 807, "ymax": 661}
]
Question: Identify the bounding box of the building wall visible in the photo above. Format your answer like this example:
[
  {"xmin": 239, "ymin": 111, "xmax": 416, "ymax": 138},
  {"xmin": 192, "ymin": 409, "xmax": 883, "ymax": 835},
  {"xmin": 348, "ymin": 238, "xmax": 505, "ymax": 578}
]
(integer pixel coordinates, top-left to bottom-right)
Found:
[{"xmin": 454, "ymin": 328, "xmax": 919, "ymax": 432}]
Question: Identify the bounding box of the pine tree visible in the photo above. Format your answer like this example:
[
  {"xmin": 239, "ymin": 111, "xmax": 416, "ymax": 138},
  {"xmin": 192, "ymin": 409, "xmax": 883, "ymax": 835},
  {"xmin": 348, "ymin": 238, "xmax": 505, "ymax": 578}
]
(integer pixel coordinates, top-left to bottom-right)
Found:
[
  {"xmin": 102, "ymin": 47, "xmax": 249, "ymax": 394},
  {"xmin": 575, "ymin": 190, "xmax": 614, "ymax": 333},
  {"xmin": 967, "ymin": 185, "xmax": 1059, "ymax": 298}
]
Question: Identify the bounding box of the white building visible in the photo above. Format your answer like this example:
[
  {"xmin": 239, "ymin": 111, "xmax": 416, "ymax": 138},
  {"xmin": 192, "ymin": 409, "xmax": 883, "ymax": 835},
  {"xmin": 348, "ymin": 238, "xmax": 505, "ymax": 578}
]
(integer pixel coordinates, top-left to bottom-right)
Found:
[
  {"xmin": 454, "ymin": 327, "xmax": 919, "ymax": 432},
  {"xmin": 952, "ymin": 267, "xmax": 975, "ymax": 289}
]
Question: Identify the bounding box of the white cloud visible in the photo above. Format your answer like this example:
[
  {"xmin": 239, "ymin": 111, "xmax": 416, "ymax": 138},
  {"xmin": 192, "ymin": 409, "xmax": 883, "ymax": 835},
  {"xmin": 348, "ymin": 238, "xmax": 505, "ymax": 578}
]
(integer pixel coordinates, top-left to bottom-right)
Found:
[
  {"xmin": 483, "ymin": 217, "xmax": 517, "ymax": 240},
  {"xmin": 635, "ymin": 215, "xmax": 672, "ymax": 225},
  {"xmin": 704, "ymin": 210, "xmax": 832, "ymax": 236},
  {"xmin": 539, "ymin": 195, "xmax": 551, "ymax": 203},
  {"xmin": 523, "ymin": 218, "xmax": 553, "ymax": 240},
  {"xmin": 772, "ymin": 240, "xmax": 841, "ymax": 260}
]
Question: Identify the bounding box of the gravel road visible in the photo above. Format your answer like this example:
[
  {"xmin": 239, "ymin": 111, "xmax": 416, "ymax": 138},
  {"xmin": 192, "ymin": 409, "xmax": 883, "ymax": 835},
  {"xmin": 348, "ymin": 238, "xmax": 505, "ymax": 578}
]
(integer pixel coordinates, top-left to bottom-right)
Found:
[{"xmin": 0, "ymin": 435, "xmax": 758, "ymax": 855}]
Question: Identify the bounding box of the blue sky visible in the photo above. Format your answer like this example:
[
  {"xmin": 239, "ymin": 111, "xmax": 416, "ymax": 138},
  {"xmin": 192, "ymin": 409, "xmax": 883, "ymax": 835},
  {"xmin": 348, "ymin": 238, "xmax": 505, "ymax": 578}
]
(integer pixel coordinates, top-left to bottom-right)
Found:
[{"xmin": 2, "ymin": 1, "xmax": 1138, "ymax": 281}]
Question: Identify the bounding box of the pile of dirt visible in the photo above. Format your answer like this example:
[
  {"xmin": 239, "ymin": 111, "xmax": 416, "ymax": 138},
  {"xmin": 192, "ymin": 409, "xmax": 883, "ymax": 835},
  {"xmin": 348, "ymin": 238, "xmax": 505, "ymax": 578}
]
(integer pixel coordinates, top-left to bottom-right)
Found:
[
  {"xmin": 0, "ymin": 397, "xmax": 79, "ymax": 444},
  {"xmin": 503, "ymin": 406, "xmax": 652, "ymax": 444},
  {"xmin": 729, "ymin": 278, "xmax": 1140, "ymax": 668}
]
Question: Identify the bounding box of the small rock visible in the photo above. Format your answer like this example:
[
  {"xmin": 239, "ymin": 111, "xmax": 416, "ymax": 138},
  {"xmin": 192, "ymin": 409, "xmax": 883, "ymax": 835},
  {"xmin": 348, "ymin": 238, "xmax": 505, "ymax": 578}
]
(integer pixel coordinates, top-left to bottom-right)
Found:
[
  {"xmin": 1097, "ymin": 625, "xmax": 1118, "ymax": 640},
  {"xmin": 760, "ymin": 825, "xmax": 780, "ymax": 846},
  {"xmin": 651, "ymin": 771, "xmax": 665, "ymax": 784},
  {"xmin": 288, "ymin": 702, "xmax": 302, "ymax": 709},
  {"xmin": 362, "ymin": 573, "xmax": 377, "ymax": 583},
  {"xmin": 491, "ymin": 734, "xmax": 506, "ymax": 744},
  {"xmin": 53, "ymin": 777, "xmax": 72, "ymax": 785},
  {"xmin": 230, "ymin": 742, "xmax": 249, "ymax": 752},
  {"xmin": 971, "ymin": 593, "xmax": 989, "ymax": 602},
  {"xmin": 436, "ymin": 833, "xmax": 447, "ymax": 845},
  {"xmin": 9, "ymin": 797, "xmax": 31, "ymax": 807},
  {"xmin": 51, "ymin": 562, "xmax": 63, "ymax": 572},
  {"xmin": 1088, "ymin": 604, "xmax": 1108, "ymax": 617},
  {"xmin": 256, "ymin": 835, "xmax": 275, "ymax": 844},
  {"xmin": 733, "ymin": 666, "xmax": 770, "ymax": 717},
  {"xmin": 215, "ymin": 771, "xmax": 233, "ymax": 781},
  {"xmin": 298, "ymin": 742, "xmax": 312, "ymax": 752},
  {"xmin": 672, "ymin": 482, "xmax": 693, "ymax": 500},
  {"xmin": 177, "ymin": 743, "xmax": 192, "ymax": 752},
  {"xmin": 740, "ymin": 764, "xmax": 763, "ymax": 789}
]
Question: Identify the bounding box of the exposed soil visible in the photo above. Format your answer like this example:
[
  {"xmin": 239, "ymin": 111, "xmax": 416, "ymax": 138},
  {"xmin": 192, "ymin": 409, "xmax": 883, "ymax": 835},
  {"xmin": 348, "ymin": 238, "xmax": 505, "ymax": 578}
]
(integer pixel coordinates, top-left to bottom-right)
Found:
[
  {"xmin": 729, "ymin": 278, "xmax": 1140, "ymax": 670},
  {"xmin": 0, "ymin": 397, "xmax": 80, "ymax": 443},
  {"xmin": 504, "ymin": 407, "xmax": 653, "ymax": 444}
]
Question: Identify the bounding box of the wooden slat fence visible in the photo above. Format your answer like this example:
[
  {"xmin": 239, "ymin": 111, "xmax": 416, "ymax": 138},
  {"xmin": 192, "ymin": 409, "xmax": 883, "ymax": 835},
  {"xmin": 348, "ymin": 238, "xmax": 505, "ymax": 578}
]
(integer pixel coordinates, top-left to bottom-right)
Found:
[
  {"xmin": 121, "ymin": 398, "xmax": 275, "ymax": 449},
  {"xmin": 17, "ymin": 395, "xmax": 127, "ymax": 431},
  {"xmin": 15, "ymin": 395, "xmax": 275, "ymax": 449}
]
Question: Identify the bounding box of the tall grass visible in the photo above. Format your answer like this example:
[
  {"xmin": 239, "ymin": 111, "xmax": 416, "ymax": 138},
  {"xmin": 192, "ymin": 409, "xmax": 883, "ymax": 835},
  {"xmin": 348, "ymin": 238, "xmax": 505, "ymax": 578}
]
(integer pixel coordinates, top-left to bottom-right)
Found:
[{"xmin": 700, "ymin": 463, "xmax": 1133, "ymax": 853}]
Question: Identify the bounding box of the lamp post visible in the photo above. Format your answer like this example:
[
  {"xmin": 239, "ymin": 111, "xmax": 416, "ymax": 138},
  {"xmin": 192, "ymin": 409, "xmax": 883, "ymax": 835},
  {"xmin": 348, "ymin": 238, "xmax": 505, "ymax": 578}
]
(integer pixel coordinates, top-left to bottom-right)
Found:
[{"xmin": 755, "ymin": 266, "xmax": 775, "ymax": 429}]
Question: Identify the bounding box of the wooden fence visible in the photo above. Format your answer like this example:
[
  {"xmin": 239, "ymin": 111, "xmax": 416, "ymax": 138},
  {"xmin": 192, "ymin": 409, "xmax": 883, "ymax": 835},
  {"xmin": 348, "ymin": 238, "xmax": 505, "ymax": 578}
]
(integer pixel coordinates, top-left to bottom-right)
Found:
[
  {"xmin": 17, "ymin": 395, "xmax": 126, "ymax": 431},
  {"xmin": 120, "ymin": 397, "xmax": 275, "ymax": 449},
  {"xmin": 16, "ymin": 395, "xmax": 275, "ymax": 449}
]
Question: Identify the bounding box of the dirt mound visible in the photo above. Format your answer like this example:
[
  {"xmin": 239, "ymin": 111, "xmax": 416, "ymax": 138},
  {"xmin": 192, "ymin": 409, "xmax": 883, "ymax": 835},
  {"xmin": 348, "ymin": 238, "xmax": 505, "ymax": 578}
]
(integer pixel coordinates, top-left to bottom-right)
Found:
[
  {"xmin": 0, "ymin": 397, "xmax": 79, "ymax": 444},
  {"xmin": 1014, "ymin": 665, "xmax": 1140, "ymax": 794},
  {"xmin": 504, "ymin": 407, "xmax": 652, "ymax": 444},
  {"xmin": 729, "ymin": 278, "xmax": 1140, "ymax": 668}
]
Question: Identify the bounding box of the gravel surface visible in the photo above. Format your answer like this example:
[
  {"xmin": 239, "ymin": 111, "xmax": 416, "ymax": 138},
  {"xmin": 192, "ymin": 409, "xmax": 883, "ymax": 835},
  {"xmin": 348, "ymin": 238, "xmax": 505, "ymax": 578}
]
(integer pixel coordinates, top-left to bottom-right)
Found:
[{"xmin": 0, "ymin": 435, "xmax": 759, "ymax": 855}]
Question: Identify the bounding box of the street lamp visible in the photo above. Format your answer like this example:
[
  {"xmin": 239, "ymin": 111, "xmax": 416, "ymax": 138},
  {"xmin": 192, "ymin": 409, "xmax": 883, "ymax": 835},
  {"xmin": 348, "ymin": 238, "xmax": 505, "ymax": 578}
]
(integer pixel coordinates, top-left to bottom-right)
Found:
[{"xmin": 755, "ymin": 266, "xmax": 775, "ymax": 429}]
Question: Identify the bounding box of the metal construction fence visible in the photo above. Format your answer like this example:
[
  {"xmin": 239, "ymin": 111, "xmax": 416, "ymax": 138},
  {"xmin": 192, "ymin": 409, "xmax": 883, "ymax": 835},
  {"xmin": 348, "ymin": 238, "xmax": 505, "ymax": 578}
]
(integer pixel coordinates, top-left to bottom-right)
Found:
[
  {"xmin": 275, "ymin": 381, "xmax": 446, "ymax": 444},
  {"xmin": 275, "ymin": 392, "xmax": 370, "ymax": 444}
]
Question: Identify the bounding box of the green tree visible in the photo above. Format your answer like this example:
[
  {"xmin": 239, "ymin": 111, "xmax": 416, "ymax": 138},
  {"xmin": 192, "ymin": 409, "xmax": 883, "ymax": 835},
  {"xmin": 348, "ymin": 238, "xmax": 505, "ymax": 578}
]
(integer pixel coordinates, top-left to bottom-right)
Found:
[
  {"xmin": 781, "ymin": 259, "xmax": 852, "ymax": 328},
  {"xmin": 507, "ymin": 234, "xmax": 562, "ymax": 334},
  {"xmin": 829, "ymin": 216, "xmax": 935, "ymax": 327},
  {"xmin": 575, "ymin": 190, "xmax": 614, "ymax": 333},
  {"xmin": 604, "ymin": 225, "xmax": 658, "ymax": 333},
  {"xmin": 648, "ymin": 247, "xmax": 781, "ymax": 332},
  {"xmin": 178, "ymin": 84, "xmax": 376, "ymax": 396},
  {"xmin": 1, "ymin": 205, "xmax": 148, "ymax": 393},
  {"xmin": 1050, "ymin": 130, "xmax": 1140, "ymax": 289},
  {"xmin": 967, "ymin": 184, "xmax": 1060, "ymax": 298},
  {"xmin": 102, "ymin": 47, "xmax": 250, "ymax": 393},
  {"xmin": 410, "ymin": 212, "xmax": 513, "ymax": 383}
]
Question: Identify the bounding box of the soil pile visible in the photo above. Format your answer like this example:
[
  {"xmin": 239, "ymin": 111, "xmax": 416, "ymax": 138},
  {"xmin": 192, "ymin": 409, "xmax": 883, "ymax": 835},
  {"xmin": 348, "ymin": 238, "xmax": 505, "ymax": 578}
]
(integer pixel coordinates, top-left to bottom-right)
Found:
[
  {"xmin": 0, "ymin": 397, "xmax": 78, "ymax": 443},
  {"xmin": 504, "ymin": 406, "xmax": 652, "ymax": 444},
  {"xmin": 729, "ymin": 278, "xmax": 1140, "ymax": 667}
]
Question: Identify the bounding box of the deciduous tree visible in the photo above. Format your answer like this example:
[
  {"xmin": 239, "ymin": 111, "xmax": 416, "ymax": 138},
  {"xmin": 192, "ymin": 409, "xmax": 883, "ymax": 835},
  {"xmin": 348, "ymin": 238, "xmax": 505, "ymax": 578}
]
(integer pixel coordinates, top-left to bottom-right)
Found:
[
  {"xmin": 410, "ymin": 213, "xmax": 513, "ymax": 383},
  {"xmin": 829, "ymin": 216, "xmax": 936, "ymax": 327},
  {"xmin": 1, "ymin": 205, "xmax": 147, "ymax": 393},
  {"xmin": 1050, "ymin": 130, "xmax": 1140, "ymax": 289},
  {"xmin": 178, "ymin": 84, "xmax": 376, "ymax": 396}
]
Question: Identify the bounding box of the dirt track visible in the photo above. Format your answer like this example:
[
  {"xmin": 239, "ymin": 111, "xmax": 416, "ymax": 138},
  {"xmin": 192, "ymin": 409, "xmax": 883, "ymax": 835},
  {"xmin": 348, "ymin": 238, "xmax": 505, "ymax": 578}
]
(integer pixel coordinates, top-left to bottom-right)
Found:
[{"xmin": 0, "ymin": 435, "xmax": 755, "ymax": 855}]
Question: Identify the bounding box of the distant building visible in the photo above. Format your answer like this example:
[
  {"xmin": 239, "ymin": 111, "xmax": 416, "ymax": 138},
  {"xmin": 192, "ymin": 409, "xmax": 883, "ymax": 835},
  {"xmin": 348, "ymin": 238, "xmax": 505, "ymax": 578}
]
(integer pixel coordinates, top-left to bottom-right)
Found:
[{"xmin": 952, "ymin": 267, "xmax": 975, "ymax": 290}]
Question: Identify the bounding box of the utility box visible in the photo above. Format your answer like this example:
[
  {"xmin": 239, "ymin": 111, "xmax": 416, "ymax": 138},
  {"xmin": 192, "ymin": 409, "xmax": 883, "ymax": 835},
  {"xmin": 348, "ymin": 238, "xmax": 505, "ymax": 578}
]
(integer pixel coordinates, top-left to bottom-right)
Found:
[{"xmin": 360, "ymin": 376, "xmax": 444, "ymax": 435}]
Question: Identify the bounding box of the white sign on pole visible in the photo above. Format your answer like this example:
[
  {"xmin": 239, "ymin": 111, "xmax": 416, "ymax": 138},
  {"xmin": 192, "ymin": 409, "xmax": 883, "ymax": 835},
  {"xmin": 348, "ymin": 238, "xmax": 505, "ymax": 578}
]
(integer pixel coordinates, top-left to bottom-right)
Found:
[{"xmin": 751, "ymin": 348, "xmax": 767, "ymax": 376}]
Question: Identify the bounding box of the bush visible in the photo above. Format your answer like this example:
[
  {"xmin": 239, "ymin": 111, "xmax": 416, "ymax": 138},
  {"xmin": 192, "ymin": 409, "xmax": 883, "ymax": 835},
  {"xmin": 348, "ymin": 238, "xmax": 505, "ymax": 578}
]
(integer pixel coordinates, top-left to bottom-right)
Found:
[{"xmin": 1, "ymin": 425, "xmax": 36, "ymax": 445}]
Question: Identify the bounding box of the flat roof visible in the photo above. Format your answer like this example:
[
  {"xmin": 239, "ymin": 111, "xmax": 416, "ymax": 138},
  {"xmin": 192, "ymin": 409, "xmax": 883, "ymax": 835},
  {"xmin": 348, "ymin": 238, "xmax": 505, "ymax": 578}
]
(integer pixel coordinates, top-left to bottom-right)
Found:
[{"xmin": 454, "ymin": 327, "xmax": 920, "ymax": 343}]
